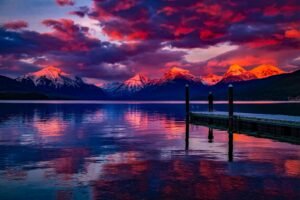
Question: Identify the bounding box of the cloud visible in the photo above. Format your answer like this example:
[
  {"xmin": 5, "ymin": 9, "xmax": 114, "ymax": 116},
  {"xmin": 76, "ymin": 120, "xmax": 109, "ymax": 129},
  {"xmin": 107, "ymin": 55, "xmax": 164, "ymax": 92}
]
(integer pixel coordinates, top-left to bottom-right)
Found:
[
  {"xmin": 0, "ymin": 19, "xmax": 169, "ymax": 80},
  {"xmin": 55, "ymin": 0, "xmax": 74, "ymax": 6},
  {"xmin": 285, "ymin": 29, "xmax": 300, "ymax": 39},
  {"xmin": 69, "ymin": 6, "xmax": 89, "ymax": 18},
  {"xmin": 86, "ymin": 0, "xmax": 300, "ymax": 49},
  {"xmin": 1, "ymin": 21, "xmax": 28, "ymax": 30},
  {"xmin": 164, "ymin": 43, "xmax": 239, "ymax": 63},
  {"xmin": 1, "ymin": 0, "xmax": 300, "ymax": 82},
  {"xmin": 201, "ymin": 46, "xmax": 300, "ymax": 74}
]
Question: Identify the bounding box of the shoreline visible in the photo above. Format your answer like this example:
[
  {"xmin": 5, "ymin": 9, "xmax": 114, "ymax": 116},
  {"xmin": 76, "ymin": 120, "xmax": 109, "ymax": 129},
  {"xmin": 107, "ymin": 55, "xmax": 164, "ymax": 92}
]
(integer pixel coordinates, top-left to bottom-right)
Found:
[{"xmin": 0, "ymin": 100, "xmax": 300, "ymax": 104}]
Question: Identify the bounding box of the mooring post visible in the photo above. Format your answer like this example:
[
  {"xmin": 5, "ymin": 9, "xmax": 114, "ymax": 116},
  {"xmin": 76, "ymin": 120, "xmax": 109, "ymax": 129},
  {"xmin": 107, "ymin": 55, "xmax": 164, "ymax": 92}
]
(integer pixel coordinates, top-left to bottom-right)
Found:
[
  {"xmin": 185, "ymin": 84, "xmax": 190, "ymax": 117},
  {"xmin": 185, "ymin": 84, "xmax": 190, "ymax": 150},
  {"xmin": 208, "ymin": 92, "xmax": 213, "ymax": 112},
  {"xmin": 208, "ymin": 128, "xmax": 214, "ymax": 143},
  {"xmin": 228, "ymin": 133, "xmax": 233, "ymax": 162},
  {"xmin": 228, "ymin": 84, "xmax": 234, "ymax": 132},
  {"xmin": 228, "ymin": 84, "xmax": 234, "ymax": 161}
]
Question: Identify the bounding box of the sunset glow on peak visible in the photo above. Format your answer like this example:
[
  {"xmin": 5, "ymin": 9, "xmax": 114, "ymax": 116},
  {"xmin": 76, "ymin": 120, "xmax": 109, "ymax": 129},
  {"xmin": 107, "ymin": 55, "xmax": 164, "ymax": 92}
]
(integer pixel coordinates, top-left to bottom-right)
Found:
[
  {"xmin": 164, "ymin": 67, "xmax": 195, "ymax": 80},
  {"xmin": 27, "ymin": 66, "xmax": 71, "ymax": 80},
  {"xmin": 250, "ymin": 64, "xmax": 285, "ymax": 79},
  {"xmin": 201, "ymin": 74, "xmax": 222, "ymax": 86},
  {"xmin": 225, "ymin": 64, "xmax": 247, "ymax": 76},
  {"xmin": 124, "ymin": 73, "xmax": 149, "ymax": 88}
]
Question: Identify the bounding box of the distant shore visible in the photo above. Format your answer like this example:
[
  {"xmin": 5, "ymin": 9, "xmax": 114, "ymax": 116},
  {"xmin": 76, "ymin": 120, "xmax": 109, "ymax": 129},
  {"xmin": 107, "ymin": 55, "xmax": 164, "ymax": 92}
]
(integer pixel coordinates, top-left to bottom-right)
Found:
[{"xmin": 0, "ymin": 100, "xmax": 299, "ymax": 104}]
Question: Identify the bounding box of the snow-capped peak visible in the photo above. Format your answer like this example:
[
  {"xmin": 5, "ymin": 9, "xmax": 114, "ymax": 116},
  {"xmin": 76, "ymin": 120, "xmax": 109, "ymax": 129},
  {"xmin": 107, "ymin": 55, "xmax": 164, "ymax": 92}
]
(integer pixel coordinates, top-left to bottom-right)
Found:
[
  {"xmin": 17, "ymin": 66, "xmax": 83, "ymax": 88},
  {"xmin": 221, "ymin": 64, "xmax": 257, "ymax": 83},
  {"xmin": 109, "ymin": 73, "xmax": 150, "ymax": 94},
  {"xmin": 33, "ymin": 66, "xmax": 64, "ymax": 78},
  {"xmin": 201, "ymin": 74, "xmax": 222, "ymax": 86},
  {"xmin": 250, "ymin": 64, "xmax": 285, "ymax": 79},
  {"xmin": 163, "ymin": 67, "xmax": 195, "ymax": 80},
  {"xmin": 124, "ymin": 73, "xmax": 149, "ymax": 88},
  {"xmin": 224, "ymin": 64, "xmax": 247, "ymax": 77}
]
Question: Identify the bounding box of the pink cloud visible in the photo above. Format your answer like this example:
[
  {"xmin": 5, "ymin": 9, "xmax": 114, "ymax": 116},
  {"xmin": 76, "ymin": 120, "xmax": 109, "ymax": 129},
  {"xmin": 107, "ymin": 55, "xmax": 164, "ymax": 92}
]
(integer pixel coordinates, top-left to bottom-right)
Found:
[
  {"xmin": 285, "ymin": 29, "xmax": 300, "ymax": 39},
  {"xmin": 202, "ymin": 47, "xmax": 300, "ymax": 74},
  {"xmin": 2, "ymin": 21, "xmax": 28, "ymax": 30},
  {"xmin": 55, "ymin": 0, "xmax": 74, "ymax": 6}
]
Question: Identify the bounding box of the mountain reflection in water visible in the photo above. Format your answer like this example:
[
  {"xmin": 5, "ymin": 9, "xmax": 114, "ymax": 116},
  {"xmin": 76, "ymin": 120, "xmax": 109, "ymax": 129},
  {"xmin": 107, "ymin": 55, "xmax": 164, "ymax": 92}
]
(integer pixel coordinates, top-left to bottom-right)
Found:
[{"xmin": 0, "ymin": 102, "xmax": 299, "ymax": 200}]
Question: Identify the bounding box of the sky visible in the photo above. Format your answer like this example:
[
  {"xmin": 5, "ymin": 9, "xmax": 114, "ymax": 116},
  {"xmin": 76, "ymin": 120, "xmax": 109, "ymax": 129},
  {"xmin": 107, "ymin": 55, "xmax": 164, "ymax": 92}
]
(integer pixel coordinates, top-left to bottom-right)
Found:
[{"xmin": 0, "ymin": 0, "xmax": 300, "ymax": 84}]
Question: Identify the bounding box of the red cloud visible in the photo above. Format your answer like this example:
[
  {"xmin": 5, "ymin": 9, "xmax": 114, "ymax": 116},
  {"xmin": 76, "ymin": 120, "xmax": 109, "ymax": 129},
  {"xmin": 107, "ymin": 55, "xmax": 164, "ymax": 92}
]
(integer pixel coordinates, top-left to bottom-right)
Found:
[
  {"xmin": 203, "ymin": 46, "xmax": 300, "ymax": 75},
  {"xmin": 56, "ymin": 0, "xmax": 74, "ymax": 6},
  {"xmin": 231, "ymin": 13, "xmax": 245, "ymax": 23},
  {"xmin": 195, "ymin": 3, "xmax": 221, "ymax": 16},
  {"xmin": 199, "ymin": 29, "xmax": 224, "ymax": 40},
  {"xmin": 42, "ymin": 19, "xmax": 98, "ymax": 51},
  {"xmin": 42, "ymin": 19, "xmax": 87, "ymax": 40},
  {"xmin": 88, "ymin": 0, "xmax": 300, "ymax": 49},
  {"xmin": 2, "ymin": 21, "xmax": 28, "ymax": 30},
  {"xmin": 113, "ymin": 0, "xmax": 137, "ymax": 12},
  {"xmin": 285, "ymin": 29, "xmax": 300, "ymax": 39},
  {"xmin": 127, "ymin": 31, "xmax": 149, "ymax": 40},
  {"xmin": 158, "ymin": 6, "xmax": 178, "ymax": 16},
  {"xmin": 174, "ymin": 26, "xmax": 194, "ymax": 37},
  {"xmin": 246, "ymin": 38, "xmax": 280, "ymax": 48},
  {"xmin": 264, "ymin": 4, "xmax": 300, "ymax": 16},
  {"xmin": 103, "ymin": 28, "xmax": 149, "ymax": 41},
  {"xmin": 264, "ymin": 6, "xmax": 280, "ymax": 16}
]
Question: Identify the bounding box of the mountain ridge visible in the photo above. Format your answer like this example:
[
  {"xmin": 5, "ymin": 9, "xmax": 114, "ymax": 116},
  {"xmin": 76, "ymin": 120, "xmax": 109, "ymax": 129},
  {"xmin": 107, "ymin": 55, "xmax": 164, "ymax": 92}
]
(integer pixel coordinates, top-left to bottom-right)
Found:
[
  {"xmin": 0, "ymin": 65, "xmax": 296, "ymax": 100},
  {"xmin": 250, "ymin": 64, "xmax": 285, "ymax": 79},
  {"xmin": 16, "ymin": 66, "xmax": 84, "ymax": 88},
  {"xmin": 10, "ymin": 66, "xmax": 106, "ymax": 99}
]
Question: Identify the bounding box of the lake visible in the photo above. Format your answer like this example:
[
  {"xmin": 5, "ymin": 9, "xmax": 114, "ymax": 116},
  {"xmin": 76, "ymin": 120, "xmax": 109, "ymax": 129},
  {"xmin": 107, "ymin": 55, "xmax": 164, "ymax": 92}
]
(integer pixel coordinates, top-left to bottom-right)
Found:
[{"xmin": 0, "ymin": 101, "xmax": 299, "ymax": 200}]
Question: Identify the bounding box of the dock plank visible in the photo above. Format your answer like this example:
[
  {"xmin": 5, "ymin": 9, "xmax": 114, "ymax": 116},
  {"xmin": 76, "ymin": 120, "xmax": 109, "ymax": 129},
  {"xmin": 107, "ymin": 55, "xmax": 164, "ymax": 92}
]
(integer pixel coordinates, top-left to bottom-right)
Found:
[{"xmin": 190, "ymin": 111, "xmax": 300, "ymax": 128}]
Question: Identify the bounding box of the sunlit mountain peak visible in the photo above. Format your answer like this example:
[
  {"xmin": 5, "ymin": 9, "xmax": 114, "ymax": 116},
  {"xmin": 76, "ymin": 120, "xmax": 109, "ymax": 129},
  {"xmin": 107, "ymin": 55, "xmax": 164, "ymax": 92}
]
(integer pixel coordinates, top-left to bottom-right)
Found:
[
  {"xmin": 201, "ymin": 73, "xmax": 222, "ymax": 86},
  {"xmin": 225, "ymin": 64, "xmax": 247, "ymax": 76},
  {"xmin": 221, "ymin": 64, "xmax": 257, "ymax": 83},
  {"xmin": 30, "ymin": 66, "xmax": 69, "ymax": 79},
  {"xmin": 124, "ymin": 73, "xmax": 150, "ymax": 88},
  {"xmin": 108, "ymin": 73, "xmax": 151, "ymax": 94},
  {"xmin": 17, "ymin": 66, "xmax": 82, "ymax": 88},
  {"xmin": 164, "ymin": 67, "xmax": 195, "ymax": 80},
  {"xmin": 250, "ymin": 64, "xmax": 285, "ymax": 79}
]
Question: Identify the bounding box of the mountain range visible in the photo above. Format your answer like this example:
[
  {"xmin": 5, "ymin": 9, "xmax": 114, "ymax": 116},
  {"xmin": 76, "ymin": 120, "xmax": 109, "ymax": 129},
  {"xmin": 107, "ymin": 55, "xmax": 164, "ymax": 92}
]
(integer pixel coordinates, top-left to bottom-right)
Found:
[
  {"xmin": 105, "ymin": 64, "xmax": 286, "ymax": 92},
  {"xmin": 0, "ymin": 65, "xmax": 299, "ymax": 100}
]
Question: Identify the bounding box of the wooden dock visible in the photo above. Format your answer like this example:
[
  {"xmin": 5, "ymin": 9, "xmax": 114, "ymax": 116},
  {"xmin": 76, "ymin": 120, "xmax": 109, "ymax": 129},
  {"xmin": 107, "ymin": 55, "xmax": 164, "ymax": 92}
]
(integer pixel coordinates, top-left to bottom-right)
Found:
[
  {"xmin": 190, "ymin": 111, "xmax": 300, "ymax": 143},
  {"xmin": 184, "ymin": 84, "xmax": 300, "ymax": 144}
]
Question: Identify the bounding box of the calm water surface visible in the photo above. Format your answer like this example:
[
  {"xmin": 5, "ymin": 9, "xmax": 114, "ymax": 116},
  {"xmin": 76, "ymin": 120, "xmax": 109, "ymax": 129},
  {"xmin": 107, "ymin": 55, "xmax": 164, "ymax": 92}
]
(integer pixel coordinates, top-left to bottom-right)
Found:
[{"xmin": 0, "ymin": 102, "xmax": 299, "ymax": 200}]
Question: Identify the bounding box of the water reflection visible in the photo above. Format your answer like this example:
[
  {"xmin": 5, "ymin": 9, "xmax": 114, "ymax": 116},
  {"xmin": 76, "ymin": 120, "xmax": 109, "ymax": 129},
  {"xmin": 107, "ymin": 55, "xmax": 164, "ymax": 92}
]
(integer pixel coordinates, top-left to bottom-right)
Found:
[
  {"xmin": 228, "ymin": 133, "xmax": 234, "ymax": 162},
  {"xmin": 34, "ymin": 118, "xmax": 66, "ymax": 138},
  {"xmin": 208, "ymin": 128, "xmax": 214, "ymax": 143},
  {"xmin": 0, "ymin": 103, "xmax": 299, "ymax": 200}
]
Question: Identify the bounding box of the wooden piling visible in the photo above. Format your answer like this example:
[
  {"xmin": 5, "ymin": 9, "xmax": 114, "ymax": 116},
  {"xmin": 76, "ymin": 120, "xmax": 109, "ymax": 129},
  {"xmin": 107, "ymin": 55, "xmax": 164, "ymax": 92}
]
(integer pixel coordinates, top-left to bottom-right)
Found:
[
  {"xmin": 185, "ymin": 84, "xmax": 190, "ymax": 117},
  {"xmin": 208, "ymin": 128, "xmax": 214, "ymax": 143},
  {"xmin": 228, "ymin": 133, "xmax": 233, "ymax": 162},
  {"xmin": 185, "ymin": 84, "xmax": 190, "ymax": 150},
  {"xmin": 228, "ymin": 84, "xmax": 234, "ymax": 160},
  {"xmin": 208, "ymin": 92, "xmax": 213, "ymax": 112},
  {"xmin": 228, "ymin": 84, "xmax": 234, "ymax": 132}
]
